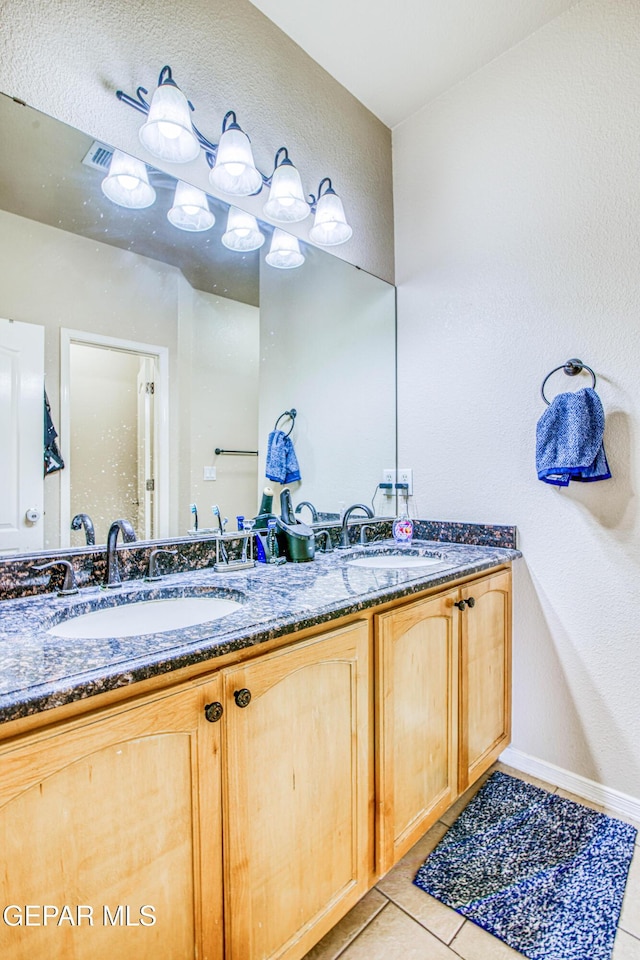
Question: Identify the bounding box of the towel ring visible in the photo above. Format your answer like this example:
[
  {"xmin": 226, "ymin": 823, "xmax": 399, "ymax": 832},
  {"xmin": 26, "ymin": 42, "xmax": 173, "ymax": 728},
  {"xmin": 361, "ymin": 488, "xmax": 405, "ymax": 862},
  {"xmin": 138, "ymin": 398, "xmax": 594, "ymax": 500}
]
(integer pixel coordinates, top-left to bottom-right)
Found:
[
  {"xmin": 274, "ymin": 408, "xmax": 297, "ymax": 438},
  {"xmin": 540, "ymin": 359, "xmax": 596, "ymax": 406}
]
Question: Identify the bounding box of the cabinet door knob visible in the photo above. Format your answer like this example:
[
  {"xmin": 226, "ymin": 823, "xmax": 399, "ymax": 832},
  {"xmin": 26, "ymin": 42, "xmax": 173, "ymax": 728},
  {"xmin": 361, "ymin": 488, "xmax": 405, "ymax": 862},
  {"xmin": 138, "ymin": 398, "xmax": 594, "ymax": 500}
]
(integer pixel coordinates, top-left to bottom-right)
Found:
[
  {"xmin": 204, "ymin": 701, "xmax": 224, "ymax": 723},
  {"xmin": 454, "ymin": 600, "xmax": 467, "ymax": 611},
  {"xmin": 466, "ymin": 596, "xmax": 476, "ymax": 608},
  {"xmin": 234, "ymin": 688, "xmax": 252, "ymax": 708}
]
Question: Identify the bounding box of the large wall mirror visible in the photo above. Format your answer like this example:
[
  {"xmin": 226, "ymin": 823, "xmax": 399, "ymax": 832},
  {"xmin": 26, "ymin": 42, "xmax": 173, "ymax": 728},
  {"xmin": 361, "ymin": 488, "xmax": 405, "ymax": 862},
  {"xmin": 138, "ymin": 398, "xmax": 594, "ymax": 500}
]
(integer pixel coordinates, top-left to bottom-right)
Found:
[{"xmin": 0, "ymin": 92, "xmax": 396, "ymax": 557}]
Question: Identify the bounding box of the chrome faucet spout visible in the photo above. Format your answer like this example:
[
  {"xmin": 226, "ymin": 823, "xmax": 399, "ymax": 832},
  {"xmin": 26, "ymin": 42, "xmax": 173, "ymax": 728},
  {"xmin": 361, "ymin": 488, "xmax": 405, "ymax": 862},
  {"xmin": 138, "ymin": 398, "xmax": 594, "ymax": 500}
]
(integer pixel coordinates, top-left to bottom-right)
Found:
[
  {"xmin": 295, "ymin": 501, "xmax": 318, "ymax": 523},
  {"xmin": 71, "ymin": 512, "xmax": 95, "ymax": 545},
  {"xmin": 338, "ymin": 503, "xmax": 374, "ymax": 549},
  {"xmin": 105, "ymin": 519, "xmax": 137, "ymax": 588}
]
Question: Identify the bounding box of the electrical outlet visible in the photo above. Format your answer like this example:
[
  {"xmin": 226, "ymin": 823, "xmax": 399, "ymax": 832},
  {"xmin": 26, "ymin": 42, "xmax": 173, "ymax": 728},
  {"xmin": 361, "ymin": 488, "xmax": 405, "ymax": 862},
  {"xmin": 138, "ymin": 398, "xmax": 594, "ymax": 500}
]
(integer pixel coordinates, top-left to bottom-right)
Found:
[
  {"xmin": 203, "ymin": 466, "xmax": 217, "ymax": 481},
  {"xmin": 398, "ymin": 468, "xmax": 413, "ymax": 495},
  {"xmin": 382, "ymin": 469, "xmax": 396, "ymax": 496}
]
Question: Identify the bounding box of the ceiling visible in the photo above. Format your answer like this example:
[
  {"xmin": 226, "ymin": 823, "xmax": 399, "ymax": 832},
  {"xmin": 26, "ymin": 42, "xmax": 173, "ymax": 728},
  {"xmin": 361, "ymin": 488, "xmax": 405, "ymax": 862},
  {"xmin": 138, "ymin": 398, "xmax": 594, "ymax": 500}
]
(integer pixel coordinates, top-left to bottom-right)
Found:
[{"xmin": 248, "ymin": 0, "xmax": 578, "ymax": 128}]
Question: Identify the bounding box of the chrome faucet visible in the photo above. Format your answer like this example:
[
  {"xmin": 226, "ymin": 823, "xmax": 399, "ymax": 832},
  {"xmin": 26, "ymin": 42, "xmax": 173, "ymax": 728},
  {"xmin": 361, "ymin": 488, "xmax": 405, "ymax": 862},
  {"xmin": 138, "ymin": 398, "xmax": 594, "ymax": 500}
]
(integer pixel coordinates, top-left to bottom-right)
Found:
[
  {"xmin": 71, "ymin": 513, "xmax": 95, "ymax": 545},
  {"xmin": 295, "ymin": 500, "xmax": 318, "ymax": 523},
  {"xmin": 105, "ymin": 519, "xmax": 137, "ymax": 588},
  {"xmin": 359, "ymin": 524, "xmax": 376, "ymax": 546},
  {"xmin": 338, "ymin": 503, "xmax": 374, "ymax": 549},
  {"xmin": 33, "ymin": 560, "xmax": 78, "ymax": 596},
  {"xmin": 314, "ymin": 530, "xmax": 333, "ymax": 553},
  {"xmin": 146, "ymin": 548, "xmax": 177, "ymax": 581}
]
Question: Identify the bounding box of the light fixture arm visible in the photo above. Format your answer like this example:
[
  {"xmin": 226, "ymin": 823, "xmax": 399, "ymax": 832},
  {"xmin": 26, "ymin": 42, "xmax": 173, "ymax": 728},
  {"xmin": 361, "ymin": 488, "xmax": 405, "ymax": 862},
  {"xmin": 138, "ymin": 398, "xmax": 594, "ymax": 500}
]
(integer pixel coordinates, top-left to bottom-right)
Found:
[{"xmin": 307, "ymin": 177, "xmax": 334, "ymax": 213}]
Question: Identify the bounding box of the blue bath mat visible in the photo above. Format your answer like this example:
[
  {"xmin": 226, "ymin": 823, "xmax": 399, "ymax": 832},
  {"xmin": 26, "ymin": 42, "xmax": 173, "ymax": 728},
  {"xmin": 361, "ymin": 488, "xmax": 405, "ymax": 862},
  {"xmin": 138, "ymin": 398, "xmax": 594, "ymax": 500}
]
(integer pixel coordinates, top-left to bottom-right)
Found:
[{"xmin": 414, "ymin": 771, "xmax": 636, "ymax": 960}]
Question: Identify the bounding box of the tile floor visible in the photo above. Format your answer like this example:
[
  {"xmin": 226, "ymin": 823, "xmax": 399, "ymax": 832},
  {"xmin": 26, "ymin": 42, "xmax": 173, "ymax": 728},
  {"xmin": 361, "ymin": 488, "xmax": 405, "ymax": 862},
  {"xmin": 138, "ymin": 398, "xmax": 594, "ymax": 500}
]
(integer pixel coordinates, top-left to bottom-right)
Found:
[{"xmin": 303, "ymin": 762, "xmax": 640, "ymax": 960}]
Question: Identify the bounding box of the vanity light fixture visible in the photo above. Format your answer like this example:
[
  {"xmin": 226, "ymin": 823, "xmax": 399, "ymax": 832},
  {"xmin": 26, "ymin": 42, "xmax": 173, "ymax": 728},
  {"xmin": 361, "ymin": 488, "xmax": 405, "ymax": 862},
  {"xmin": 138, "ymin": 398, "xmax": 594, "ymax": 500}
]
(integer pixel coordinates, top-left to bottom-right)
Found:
[
  {"xmin": 308, "ymin": 178, "xmax": 353, "ymax": 246},
  {"xmin": 116, "ymin": 65, "xmax": 353, "ymax": 245},
  {"xmin": 265, "ymin": 228, "xmax": 305, "ymax": 269},
  {"xmin": 208, "ymin": 111, "xmax": 263, "ymax": 197},
  {"xmin": 138, "ymin": 66, "xmax": 200, "ymax": 164},
  {"xmin": 221, "ymin": 207, "xmax": 265, "ymax": 251},
  {"xmin": 101, "ymin": 149, "xmax": 156, "ymax": 208},
  {"xmin": 262, "ymin": 148, "xmax": 310, "ymax": 224},
  {"xmin": 167, "ymin": 181, "xmax": 215, "ymax": 232}
]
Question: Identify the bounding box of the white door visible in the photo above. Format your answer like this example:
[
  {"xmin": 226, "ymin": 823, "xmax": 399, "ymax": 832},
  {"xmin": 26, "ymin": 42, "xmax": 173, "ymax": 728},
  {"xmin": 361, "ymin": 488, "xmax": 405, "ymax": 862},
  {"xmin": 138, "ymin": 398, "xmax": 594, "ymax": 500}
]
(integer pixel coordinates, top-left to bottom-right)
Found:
[
  {"xmin": 0, "ymin": 318, "xmax": 45, "ymax": 554},
  {"xmin": 137, "ymin": 356, "xmax": 156, "ymax": 540}
]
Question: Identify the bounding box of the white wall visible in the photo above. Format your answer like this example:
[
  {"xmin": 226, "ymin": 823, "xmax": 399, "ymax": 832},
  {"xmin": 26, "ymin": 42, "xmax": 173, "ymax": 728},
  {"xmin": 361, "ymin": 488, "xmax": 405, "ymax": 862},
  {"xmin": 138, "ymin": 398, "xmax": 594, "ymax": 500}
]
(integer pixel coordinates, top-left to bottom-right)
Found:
[
  {"xmin": 394, "ymin": 0, "xmax": 640, "ymax": 798},
  {"xmin": 259, "ymin": 247, "xmax": 396, "ymax": 517},
  {"xmin": 0, "ymin": 0, "xmax": 393, "ymax": 283}
]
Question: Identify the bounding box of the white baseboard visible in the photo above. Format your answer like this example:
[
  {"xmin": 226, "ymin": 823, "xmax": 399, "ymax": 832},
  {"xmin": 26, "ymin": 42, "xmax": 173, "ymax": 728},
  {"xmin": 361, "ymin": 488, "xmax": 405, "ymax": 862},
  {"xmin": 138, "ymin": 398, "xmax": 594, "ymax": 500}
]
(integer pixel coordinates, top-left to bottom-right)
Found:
[{"xmin": 500, "ymin": 746, "xmax": 640, "ymax": 824}]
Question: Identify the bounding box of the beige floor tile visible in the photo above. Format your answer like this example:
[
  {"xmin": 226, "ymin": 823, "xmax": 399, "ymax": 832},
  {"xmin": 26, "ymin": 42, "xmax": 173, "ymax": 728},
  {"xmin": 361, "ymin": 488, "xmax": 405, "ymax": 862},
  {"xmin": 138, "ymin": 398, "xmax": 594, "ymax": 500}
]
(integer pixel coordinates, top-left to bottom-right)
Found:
[
  {"xmin": 338, "ymin": 902, "xmax": 459, "ymax": 960},
  {"xmin": 493, "ymin": 761, "xmax": 559, "ymax": 795},
  {"xmin": 613, "ymin": 930, "xmax": 640, "ymax": 960},
  {"xmin": 450, "ymin": 920, "xmax": 527, "ymax": 959},
  {"xmin": 376, "ymin": 821, "xmax": 464, "ymax": 943},
  {"xmin": 620, "ymin": 848, "xmax": 640, "ymax": 940},
  {"xmin": 302, "ymin": 889, "xmax": 388, "ymax": 960},
  {"xmin": 555, "ymin": 788, "xmax": 605, "ymax": 812}
]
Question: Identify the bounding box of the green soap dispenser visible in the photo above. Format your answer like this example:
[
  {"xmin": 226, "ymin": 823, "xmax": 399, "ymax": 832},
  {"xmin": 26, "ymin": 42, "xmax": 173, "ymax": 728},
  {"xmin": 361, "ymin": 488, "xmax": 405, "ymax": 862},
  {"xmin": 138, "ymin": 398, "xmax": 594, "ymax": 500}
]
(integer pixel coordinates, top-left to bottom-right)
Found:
[{"xmin": 254, "ymin": 486, "xmax": 275, "ymax": 529}]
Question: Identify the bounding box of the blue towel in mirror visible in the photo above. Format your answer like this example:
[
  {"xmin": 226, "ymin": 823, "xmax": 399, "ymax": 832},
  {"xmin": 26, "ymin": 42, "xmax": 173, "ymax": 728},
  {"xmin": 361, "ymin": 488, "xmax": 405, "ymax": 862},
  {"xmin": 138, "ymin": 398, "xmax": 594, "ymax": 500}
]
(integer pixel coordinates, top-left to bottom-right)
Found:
[
  {"xmin": 536, "ymin": 387, "xmax": 611, "ymax": 486},
  {"xmin": 265, "ymin": 429, "xmax": 301, "ymax": 484}
]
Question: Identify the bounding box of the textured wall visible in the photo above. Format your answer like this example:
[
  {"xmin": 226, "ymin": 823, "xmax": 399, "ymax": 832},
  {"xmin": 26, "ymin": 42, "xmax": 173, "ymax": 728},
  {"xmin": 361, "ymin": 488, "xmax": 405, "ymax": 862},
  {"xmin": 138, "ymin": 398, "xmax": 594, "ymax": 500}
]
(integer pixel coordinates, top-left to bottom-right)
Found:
[
  {"xmin": 394, "ymin": 0, "xmax": 640, "ymax": 797},
  {"xmin": 0, "ymin": 0, "xmax": 393, "ymax": 282}
]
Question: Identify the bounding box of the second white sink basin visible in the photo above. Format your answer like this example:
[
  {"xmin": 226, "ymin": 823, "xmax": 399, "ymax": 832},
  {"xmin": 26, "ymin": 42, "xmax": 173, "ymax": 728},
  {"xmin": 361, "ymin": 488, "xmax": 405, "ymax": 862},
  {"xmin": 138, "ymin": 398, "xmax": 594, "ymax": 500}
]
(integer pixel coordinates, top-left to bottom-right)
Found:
[
  {"xmin": 347, "ymin": 555, "xmax": 444, "ymax": 570},
  {"xmin": 48, "ymin": 596, "xmax": 242, "ymax": 639}
]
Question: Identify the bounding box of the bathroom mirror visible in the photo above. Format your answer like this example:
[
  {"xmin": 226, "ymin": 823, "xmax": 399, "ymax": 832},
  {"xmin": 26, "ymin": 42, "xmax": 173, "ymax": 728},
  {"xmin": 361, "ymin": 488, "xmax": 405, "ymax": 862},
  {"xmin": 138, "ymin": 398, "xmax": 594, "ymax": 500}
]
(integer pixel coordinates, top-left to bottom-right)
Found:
[{"xmin": 0, "ymin": 92, "xmax": 396, "ymax": 557}]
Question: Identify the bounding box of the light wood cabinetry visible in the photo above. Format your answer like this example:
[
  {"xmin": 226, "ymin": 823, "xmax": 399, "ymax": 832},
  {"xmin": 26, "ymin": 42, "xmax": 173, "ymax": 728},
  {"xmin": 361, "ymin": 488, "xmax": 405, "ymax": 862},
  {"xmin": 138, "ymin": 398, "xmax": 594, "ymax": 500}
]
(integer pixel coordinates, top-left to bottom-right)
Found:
[
  {"xmin": 0, "ymin": 678, "xmax": 224, "ymax": 960},
  {"xmin": 376, "ymin": 569, "xmax": 511, "ymax": 874},
  {"xmin": 222, "ymin": 620, "xmax": 371, "ymax": 960},
  {"xmin": 459, "ymin": 570, "xmax": 512, "ymax": 791},
  {"xmin": 375, "ymin": 590, "xmax": 460, "ymax": 873},
  {"xmin": 0, "ymin": 621, "xmax": 370, "ymax": 960}
]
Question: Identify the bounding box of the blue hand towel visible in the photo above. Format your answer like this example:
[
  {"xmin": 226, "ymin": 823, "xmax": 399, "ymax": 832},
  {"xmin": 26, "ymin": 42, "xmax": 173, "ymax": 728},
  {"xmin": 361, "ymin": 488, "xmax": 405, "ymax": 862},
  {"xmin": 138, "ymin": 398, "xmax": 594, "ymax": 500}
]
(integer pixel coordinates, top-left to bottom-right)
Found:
[
  {"xmin": 265, "ymin": 429, "xmax": 301, "ymax": 484},
  {"xmin": 536, "ymin": 387, "xmax": 611, "ymax": 486}
]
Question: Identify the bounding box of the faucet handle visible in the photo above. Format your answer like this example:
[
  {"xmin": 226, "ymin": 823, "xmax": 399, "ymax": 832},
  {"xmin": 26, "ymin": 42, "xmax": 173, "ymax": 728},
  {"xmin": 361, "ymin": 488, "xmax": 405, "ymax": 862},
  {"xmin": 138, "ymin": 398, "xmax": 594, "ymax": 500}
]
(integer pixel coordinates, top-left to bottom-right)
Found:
[
  {"xmin": 33, "ymin": 560, "xmax": 79, "ymax": 596},
  {"xmin": 359, "ymin": 525, "xmax": 375, "ymax": 546},
  {"xmin": 146, "ymin": 548, "xmax": 178, "ymax": 581}
]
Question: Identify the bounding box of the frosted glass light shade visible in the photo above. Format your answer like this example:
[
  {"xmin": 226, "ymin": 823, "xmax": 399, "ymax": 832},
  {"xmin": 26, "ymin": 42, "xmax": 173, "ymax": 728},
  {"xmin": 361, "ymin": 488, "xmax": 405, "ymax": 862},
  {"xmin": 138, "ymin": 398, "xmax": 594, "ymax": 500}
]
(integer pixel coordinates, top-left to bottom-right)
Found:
[
  {"xmin": 263, "ymin": 160, "xmax": 309, "ymax": 223},
  {"xmin": 265, "ymin": 229, "xmax": 305, "ymax": 269},
  {"xmin": 139, "ymin": 82, "xmax": 200, "ymax": 163},
  {"xmin": 209, "ymin": 128, "xmax": 263, "ymax": 197},
  {"xmin": 167, "ymin": 181, "xmax": 215, "ymax": 232},
  {"xmin": 101, "ymin": 150, "xmax": 156, "ymax": 208},
  {"xmin": 221, "ymin": 207, "xmax": 265, "ymax": 251},
  {"xmin": 309, "ymin": 190, "xmax": 353, "ymax": 246}
]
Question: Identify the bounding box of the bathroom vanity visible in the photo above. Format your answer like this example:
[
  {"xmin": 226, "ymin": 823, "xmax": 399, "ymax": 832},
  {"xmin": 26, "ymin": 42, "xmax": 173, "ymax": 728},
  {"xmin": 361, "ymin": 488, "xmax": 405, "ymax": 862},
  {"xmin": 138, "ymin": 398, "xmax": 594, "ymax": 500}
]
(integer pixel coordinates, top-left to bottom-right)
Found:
[{"xmin": 0, "ymin": 535, "xmax": 517, "ymax": 960}]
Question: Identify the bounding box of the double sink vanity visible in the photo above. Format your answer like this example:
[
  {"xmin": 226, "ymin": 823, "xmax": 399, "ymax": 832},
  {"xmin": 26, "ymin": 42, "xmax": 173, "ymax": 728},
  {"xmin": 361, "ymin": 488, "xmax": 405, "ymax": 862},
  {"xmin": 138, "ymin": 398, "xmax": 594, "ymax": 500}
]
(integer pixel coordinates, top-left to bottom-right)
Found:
[{"xmin": 0, "ymin": 519, "xmax": 519, "ymax": 960}]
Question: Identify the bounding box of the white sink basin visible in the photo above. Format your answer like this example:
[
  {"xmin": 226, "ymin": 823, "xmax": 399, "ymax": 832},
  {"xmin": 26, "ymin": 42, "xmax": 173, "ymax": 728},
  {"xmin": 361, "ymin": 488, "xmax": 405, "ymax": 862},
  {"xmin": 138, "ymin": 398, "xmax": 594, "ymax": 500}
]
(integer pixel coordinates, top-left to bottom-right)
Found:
[
  {"xmin": 347, "ymin": 555, "xmax": 443, "ymax": 570},
  {"xmin": 48, "ymin": 596, "xmax": 242, "ymax": 639}
]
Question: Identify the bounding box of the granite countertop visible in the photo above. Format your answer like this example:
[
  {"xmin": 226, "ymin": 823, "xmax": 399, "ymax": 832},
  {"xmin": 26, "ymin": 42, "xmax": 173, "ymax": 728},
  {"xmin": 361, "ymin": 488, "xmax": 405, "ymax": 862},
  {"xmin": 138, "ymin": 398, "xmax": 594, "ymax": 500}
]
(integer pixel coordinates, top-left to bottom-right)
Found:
[{"xmin": 0, "ymin": 539, "xmax": 520, "ymax": 725}]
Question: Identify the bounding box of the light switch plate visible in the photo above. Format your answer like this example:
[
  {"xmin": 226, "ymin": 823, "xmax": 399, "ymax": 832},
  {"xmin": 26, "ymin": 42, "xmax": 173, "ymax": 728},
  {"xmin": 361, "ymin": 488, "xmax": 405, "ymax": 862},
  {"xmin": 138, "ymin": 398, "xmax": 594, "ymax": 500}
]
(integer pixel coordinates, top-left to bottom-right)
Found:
[{"xmin": 203, "ymin": 466, "xmax": 217, "ymax": 481}]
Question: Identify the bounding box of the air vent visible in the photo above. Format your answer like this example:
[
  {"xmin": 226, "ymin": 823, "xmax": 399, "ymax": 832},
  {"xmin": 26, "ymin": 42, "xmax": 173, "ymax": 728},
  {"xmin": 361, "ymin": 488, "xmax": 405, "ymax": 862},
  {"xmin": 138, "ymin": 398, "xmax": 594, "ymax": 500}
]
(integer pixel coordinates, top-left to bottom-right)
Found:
[{"xmin": 81, "ymin": 141, "xmax": 114, "ymax": 171}]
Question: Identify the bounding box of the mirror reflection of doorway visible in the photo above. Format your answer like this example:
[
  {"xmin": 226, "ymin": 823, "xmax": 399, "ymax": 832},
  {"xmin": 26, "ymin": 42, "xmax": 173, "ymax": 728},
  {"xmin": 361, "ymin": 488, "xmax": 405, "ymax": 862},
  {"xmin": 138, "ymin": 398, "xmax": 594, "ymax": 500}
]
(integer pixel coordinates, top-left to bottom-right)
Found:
[
  {"xmin": 68, "ymin": 343, "xmax": 157, "ymax": 545},
  {"xmin": 60, "ymin": 329, "xmax": 169, "ymax": 548}
]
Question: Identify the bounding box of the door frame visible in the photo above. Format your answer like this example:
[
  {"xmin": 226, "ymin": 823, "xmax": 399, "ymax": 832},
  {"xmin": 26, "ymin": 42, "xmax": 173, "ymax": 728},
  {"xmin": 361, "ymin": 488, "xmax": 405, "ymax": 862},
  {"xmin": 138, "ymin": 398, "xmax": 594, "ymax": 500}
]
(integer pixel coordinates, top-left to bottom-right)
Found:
[{"xmin": 59, "ymin": 328, "xmax": 169, "ymax": 547}]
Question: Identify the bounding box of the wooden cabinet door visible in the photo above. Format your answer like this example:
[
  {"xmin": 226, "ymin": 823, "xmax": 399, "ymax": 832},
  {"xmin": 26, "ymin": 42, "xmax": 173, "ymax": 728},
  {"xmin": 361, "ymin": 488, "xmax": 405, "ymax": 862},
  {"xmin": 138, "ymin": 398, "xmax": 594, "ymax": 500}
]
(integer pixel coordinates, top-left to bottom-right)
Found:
[
  {"xmin": 222, "ymin": 621, "xmax": 371, "ymax": 960},
  {"xmin": 0, "ymin": 680, "xmax": 223, "ymax": 960},
  {"xmin": 376, "ymin": 591, "xmax": 459, "ymax": 875},
  {"xmin": 459, "ymin": 570, "xmax": 512, "ymax": 791}
]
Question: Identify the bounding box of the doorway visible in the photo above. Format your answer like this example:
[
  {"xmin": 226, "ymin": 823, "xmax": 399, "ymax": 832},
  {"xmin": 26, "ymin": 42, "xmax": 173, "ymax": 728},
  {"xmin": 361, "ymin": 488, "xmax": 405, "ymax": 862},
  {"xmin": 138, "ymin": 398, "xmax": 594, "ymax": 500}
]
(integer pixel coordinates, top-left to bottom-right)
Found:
[{"xmin": 60, "ymin": 330, "xmax": 169, "ymax": 547}]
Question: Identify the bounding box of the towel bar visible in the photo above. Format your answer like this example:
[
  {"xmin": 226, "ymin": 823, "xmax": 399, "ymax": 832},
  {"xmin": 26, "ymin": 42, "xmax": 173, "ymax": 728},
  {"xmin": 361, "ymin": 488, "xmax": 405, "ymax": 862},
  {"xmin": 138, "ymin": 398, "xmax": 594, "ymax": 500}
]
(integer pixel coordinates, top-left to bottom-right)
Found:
[{"xmin": 540, "ymin": 359, "xmax": 596, "ymax": 405}]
